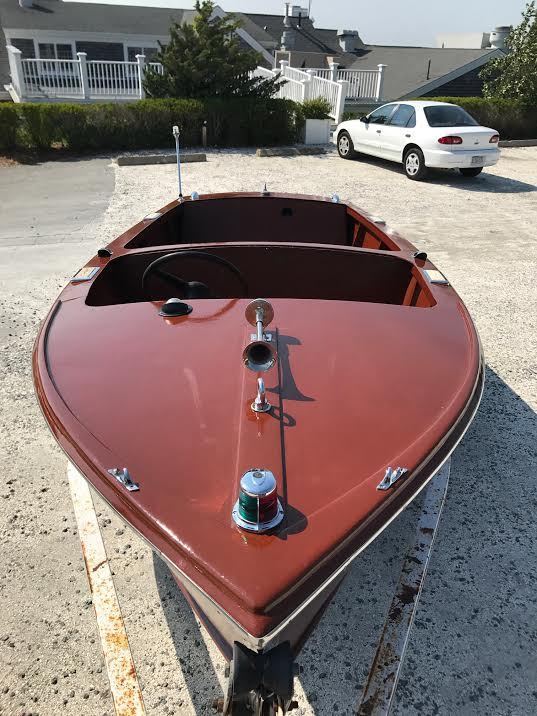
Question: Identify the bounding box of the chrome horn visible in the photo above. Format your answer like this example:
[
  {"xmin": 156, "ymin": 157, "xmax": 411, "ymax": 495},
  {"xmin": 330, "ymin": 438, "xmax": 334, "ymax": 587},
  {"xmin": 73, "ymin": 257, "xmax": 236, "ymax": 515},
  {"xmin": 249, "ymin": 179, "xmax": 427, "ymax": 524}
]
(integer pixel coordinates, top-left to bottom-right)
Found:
[{"xmin": 242, "ymin": 299, "xmax": 276, "ymax": 372}]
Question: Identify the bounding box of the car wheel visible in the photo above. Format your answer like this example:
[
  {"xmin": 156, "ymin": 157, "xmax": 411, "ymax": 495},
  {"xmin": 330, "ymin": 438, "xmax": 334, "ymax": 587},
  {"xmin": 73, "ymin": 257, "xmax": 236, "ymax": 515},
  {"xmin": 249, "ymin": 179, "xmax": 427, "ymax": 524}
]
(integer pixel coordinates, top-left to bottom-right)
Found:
[
  {"xmin": 404, "ymin": 148, "xmax": 428, "ymax": 181},
  {"xmin": 337, "ymin": 131, "xmax": 356, "ymax": 160},
  {"xmin": 459, "ymin": 167, "xmax": 483, "ymax": 177}
]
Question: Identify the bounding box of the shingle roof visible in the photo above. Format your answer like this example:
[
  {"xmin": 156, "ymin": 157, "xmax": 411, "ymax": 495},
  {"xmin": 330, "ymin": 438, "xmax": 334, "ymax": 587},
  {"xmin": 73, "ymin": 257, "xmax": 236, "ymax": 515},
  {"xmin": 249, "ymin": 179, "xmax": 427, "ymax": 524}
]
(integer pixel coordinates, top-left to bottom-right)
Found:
[
  {"xmin": 242, "ymin": 13, "xmax": 338, "ymax": 55},
  {"xmin": 345, "ymin": 45, "xmax": 499, "ymax": 99},
  {"xmin": 245, "ymin": 15, "xmax": 501, "ymax": 97},
  {"xmin": 0, "ymin": 0, "xmax": 193, "ymax": 35}
]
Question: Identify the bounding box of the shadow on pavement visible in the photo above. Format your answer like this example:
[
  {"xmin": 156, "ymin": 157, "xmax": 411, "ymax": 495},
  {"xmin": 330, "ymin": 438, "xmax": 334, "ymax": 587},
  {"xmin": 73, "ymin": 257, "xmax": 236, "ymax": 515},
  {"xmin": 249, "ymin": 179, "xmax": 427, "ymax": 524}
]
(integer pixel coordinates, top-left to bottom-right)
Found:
[
  {"xmin": 153, "ymin": 366, "xmax": 537, "ymax": 715},
  {"xmin": 347, "ymin": 154, "xmax": 537, "ymax": 193},
  {"xmin": 153, "ymin": 554, "xmax": 223, "ymax": 713}
]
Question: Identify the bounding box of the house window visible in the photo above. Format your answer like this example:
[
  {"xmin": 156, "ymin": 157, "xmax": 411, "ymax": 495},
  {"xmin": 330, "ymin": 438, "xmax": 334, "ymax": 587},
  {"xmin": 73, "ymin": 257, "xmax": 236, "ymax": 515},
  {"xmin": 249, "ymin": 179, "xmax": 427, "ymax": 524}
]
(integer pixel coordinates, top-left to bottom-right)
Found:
[
  {"xmin": 38, "ymin": 43, "xmax": 74, "ymax": 60},
  {"xmin": 127, "ymin": 46, "xmax": 158, "ymax": 62},
  {"xmin": 75, "ymin": 41, "xmax": 123, "ymax": 61},
  {"xmin": 10, "ymin": 38, "xmax": 35, "ymax": 58}
]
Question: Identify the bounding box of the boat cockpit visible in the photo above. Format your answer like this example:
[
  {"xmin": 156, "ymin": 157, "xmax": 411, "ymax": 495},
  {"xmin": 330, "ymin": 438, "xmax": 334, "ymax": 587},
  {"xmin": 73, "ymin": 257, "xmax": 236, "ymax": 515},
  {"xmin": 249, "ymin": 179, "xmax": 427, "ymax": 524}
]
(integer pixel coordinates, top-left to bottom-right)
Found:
[{"xmin": 85, "ymin": 196, "xmax": 435, "ymax": 309}]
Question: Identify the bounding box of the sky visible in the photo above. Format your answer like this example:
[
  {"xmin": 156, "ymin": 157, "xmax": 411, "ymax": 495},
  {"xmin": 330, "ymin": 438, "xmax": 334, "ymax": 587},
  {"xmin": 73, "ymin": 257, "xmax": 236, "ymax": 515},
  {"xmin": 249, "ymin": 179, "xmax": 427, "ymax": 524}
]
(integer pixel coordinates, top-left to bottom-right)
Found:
[{"xmin": 68, "ymin": 0, "xmax": 529, "ymax": 46}]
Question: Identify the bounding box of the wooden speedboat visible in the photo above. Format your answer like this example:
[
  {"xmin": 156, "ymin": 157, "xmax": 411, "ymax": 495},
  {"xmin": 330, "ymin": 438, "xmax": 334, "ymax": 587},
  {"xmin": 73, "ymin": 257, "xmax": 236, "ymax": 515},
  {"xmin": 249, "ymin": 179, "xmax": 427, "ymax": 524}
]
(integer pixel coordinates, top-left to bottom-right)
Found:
[{"xmin": 33, "ymin": 190, "xmax": 483, "ymax": 714}]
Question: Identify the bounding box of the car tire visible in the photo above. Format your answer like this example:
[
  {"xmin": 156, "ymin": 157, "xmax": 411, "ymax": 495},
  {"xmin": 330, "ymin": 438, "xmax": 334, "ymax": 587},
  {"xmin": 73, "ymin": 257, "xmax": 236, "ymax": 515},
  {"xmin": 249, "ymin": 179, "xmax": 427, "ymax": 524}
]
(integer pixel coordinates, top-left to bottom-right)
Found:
[
  {"xmin": 337, "ymin": 131, "xmax": 357, "ymax": 160},
  {"xmin": 459, "ymin": 167, "xmax": 483, "ymax": 177},
  {"xmin": 404, "ymin": 148, "xmax": 428, "ymax": 181}
]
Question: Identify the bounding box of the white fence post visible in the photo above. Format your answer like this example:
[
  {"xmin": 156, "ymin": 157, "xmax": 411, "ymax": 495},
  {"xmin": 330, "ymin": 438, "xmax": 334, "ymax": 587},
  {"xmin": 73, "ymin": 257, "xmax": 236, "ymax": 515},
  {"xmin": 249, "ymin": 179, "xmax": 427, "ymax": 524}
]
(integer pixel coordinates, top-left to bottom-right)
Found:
[
  {"xmin": 329, "ymin": 62, "xmax": 338, "ymax": 83},
  {"xmin": 335, "ymin": 80, "xmax": 349, "ymax": 124},
  {"xmin": 302, "ymin": 77, "xmax": 310, "ymax": 101},
  {"xmin": 279, "ymin": 59, "xmax": 289, "ymax": 73},
  {"xmin": 136, "ymin": 54, "xmax": 146, "ymax": 99},
  {"xmin": 77, "ymin": 52, "xmax": 90, "ymax": 99},
  {"xmin": 6, "ymin": 45, "xmax": 24, "ymax": 100},
  {"xmin": 375, "ymin": 64, "xmax": 387, "ymax": 102}
]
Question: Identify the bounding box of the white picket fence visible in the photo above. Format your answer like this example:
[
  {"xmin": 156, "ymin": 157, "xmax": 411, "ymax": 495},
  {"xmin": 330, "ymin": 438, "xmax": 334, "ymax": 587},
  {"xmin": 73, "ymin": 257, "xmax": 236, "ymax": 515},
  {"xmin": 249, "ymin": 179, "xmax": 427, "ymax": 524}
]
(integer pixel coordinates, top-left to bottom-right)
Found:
[{"xmin": 7, "ymin": 45, "xmax": 164, "ymax": 101}]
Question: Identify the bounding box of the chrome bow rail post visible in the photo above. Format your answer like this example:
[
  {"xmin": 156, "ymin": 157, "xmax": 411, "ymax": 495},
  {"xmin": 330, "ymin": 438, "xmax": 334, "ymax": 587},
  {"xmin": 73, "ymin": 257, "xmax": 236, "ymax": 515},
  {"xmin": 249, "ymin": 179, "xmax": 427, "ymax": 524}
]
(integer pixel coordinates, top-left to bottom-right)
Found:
[{"xmin": 172, "ymin": 124, "xmax": 182, "ymax": 199}]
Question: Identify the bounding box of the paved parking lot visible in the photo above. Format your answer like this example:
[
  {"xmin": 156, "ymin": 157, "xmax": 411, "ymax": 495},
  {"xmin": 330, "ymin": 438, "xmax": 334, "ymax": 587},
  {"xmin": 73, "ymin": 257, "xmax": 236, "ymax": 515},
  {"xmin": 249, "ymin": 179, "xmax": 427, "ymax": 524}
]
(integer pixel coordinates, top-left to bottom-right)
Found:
[{"xmin": 1, "ymin": 147, "xmax": 536, "ymax": 715}]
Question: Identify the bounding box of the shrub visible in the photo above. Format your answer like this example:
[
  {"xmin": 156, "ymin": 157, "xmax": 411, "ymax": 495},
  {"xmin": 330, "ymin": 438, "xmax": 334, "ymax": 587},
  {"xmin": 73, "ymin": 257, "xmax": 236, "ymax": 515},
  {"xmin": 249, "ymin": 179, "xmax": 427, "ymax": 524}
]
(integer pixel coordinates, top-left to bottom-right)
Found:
[
  {"xmin": 17, "ymin": 103, "xmax": 64, "ymax": 150},
  {"xmin": 0, "ymin": 103, "xmax": 18, "ymax": 150},
  {"xmin": 0, "ymin": 97, "xmax": 302, "ymax": 153},
  {"xmin": 144, "ymin": 0, "xmax": 279, "ymax": 100},
  {"xmin": 300, "ymin": 98, "xmax": 331, "ymax": 120},
  {"xmin": 417, "ymin": 97, "xmax": 537, "ymax": 140}
]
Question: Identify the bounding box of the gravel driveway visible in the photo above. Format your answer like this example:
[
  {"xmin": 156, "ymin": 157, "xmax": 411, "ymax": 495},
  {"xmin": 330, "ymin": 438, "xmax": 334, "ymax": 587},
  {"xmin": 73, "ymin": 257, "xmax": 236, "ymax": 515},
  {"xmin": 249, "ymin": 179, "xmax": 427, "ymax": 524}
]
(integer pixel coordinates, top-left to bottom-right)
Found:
[{"xmin": 1, "ymin": 147, "xmax": 536, "ymax": 716}]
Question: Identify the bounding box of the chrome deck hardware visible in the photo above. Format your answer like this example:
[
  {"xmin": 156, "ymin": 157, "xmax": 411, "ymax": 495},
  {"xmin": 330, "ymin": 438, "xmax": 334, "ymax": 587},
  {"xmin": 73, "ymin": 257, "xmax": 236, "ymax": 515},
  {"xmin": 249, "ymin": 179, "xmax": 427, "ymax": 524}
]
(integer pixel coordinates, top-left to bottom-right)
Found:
[
  {"xmin": 251, "ymin": 377, "xmax": 271, "ymax": 413},
  {"xmin": 377, "ymin": 466, "xmax": 408, "ymax": 491},
  {"xmin": 108, "ymin": 467, "xmax": 140, "ymax": 492},
  {"xmin": 243, "ymin": 299, "xmax": 276, "ymax": 372},
  {"xmin": 424, "ymin": 269, "xmax": 450, "ymax": 285}
]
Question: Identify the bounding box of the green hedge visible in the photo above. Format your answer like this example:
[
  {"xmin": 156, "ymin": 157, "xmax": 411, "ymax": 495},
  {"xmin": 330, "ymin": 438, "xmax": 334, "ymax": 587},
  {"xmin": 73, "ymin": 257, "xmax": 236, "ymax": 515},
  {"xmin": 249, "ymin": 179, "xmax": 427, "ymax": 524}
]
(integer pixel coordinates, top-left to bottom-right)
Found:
[
  {"xmin": 416, "ymin": 97, "xmax": 537, "ymax": 140},
  {"xmin": 0, "ymin": 97, "xmax": 301, "ymax": 153},
  {"xmin": 0, "ymin": 103, "xmax": 18, "ymax": 151}
]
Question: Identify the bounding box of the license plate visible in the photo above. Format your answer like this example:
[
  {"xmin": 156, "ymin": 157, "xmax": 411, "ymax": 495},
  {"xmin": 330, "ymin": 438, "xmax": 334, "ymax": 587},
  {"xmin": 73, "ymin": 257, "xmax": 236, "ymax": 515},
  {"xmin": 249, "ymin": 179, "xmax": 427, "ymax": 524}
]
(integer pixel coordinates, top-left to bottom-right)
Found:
[{"xmin": 471, "ymin": 156, "xmax": 484, "ymax": 165}]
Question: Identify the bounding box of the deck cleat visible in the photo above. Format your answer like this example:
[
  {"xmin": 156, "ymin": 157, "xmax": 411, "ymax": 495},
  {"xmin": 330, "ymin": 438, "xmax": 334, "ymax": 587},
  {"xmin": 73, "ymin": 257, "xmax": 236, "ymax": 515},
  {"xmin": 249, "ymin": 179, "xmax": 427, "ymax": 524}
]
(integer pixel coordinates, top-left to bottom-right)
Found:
[
  {"xmin": 251, "ymin": 377, "xmax": 271, "ymax": 413},
  {"xmin": 232, "ymin": 469, "xmax": 284, "ymax": 533}
]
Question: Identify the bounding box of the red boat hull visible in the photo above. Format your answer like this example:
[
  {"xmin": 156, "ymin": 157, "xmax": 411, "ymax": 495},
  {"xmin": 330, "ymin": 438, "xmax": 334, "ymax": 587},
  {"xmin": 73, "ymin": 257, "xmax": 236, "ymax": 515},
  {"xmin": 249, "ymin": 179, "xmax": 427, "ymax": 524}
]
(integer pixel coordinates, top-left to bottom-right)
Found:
[{"xmin": 33, "ymin": 193, "xmax": 483, "ymax": 661}]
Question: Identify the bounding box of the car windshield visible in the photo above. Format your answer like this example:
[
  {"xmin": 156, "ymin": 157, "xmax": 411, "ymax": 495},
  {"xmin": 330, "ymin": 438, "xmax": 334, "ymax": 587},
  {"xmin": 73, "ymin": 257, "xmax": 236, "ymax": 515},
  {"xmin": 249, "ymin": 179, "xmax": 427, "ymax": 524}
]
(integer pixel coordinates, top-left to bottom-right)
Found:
[{"xmin": 424, "ymin": 105, "xmax": 479, "ymax": 128}]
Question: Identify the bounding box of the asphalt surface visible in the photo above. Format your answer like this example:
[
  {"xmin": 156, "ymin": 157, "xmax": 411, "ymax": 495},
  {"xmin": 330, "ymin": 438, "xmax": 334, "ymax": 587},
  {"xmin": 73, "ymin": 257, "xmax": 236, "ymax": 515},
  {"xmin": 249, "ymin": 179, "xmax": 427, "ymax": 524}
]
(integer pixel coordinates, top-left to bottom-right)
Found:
[{"xmin": 1, "ymin": 149, "xmax": 536, "ymax": 716}]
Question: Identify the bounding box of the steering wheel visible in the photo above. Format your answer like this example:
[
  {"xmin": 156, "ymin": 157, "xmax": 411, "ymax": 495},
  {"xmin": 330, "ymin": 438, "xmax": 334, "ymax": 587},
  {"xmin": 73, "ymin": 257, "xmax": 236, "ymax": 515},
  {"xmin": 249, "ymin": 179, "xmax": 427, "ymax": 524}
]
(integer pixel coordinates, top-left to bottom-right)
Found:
[{"xmin": 141, "ymin": 250, "xmax": 249, "ymax": 299}]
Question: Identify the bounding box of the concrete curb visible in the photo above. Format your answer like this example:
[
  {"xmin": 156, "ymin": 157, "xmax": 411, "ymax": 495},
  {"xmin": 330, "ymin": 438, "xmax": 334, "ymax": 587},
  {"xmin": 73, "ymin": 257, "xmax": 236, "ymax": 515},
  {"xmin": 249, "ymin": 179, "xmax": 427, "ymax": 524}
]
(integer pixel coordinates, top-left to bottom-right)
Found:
[
  {"xmin": 256, "ymin": 146, "xmax": 327, "ymax": 157},
  {"xmin": 499, "ymin": 139, "xmax": 537, "ymax": 148},
  {"xmin": 117, "ymin": 153, "xmax": 206, "ymax": 166}
]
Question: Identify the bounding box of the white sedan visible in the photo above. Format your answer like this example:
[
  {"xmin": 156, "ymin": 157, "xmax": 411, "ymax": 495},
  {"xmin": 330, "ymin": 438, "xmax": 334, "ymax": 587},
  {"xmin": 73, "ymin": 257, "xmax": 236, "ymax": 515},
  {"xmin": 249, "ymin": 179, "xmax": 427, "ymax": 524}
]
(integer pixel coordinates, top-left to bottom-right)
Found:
[{"xmin": 335, "ymin": 100, "xmax": 500, "ymax": 180}]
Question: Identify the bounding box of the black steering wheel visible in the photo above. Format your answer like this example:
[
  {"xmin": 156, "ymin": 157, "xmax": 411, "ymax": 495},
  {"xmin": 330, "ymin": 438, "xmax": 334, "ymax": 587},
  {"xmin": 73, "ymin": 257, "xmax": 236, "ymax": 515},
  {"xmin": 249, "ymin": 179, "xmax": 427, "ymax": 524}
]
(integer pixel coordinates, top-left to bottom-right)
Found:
[{"xmin": 141, "ymin": 250, "xmax": 249, "ymax": 299}]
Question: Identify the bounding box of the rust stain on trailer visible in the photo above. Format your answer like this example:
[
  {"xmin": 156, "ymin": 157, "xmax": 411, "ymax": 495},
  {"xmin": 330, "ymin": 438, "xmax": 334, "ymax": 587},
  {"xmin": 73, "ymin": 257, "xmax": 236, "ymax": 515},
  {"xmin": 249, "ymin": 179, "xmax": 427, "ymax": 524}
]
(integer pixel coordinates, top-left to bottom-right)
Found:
[{"xmin": 357, "ymin": 460, "xmax": 451, "ymax": 716}]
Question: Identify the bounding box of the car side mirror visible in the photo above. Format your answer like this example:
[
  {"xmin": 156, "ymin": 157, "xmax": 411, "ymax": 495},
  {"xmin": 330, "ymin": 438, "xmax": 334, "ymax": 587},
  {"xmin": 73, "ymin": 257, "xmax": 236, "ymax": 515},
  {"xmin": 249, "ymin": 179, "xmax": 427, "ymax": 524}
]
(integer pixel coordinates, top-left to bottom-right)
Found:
[{"xmin": 360, "ymin": 116, "xmax": 369, "ymax": 124}]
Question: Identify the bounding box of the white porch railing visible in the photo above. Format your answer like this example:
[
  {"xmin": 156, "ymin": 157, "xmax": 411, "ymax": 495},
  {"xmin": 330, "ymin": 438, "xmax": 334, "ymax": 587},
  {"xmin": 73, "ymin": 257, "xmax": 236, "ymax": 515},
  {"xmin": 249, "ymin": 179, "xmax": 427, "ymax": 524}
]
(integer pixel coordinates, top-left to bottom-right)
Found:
[
  {"xmin": 254, "ymin": 60, "xmax": 386, "ymax": 121},
  {"xmin": 6, "ymin": 43, "xmax": 386, "ymax": 110},
  {"xmin": 21, "ymin": 58, "xmax": 83, "ymax": 98},
  {"xmin": 6, "ymin": 45, "xmax": 163, "ymax": 102},
  {"xmin": 256, "ymin": 61, "xmax": 347, "ymax": 123},
  {"xmin": 314, "ymin": 65, "xmax": 386, "ymax": 102}
]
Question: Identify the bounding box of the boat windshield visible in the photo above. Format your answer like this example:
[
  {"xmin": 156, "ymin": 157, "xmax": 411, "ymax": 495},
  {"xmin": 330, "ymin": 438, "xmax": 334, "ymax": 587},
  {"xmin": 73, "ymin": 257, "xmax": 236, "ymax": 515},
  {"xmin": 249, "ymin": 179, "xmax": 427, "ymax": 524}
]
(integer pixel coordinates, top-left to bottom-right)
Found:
[{"xmin": 424, "ymin": 106, "xmax": 479, "ymax": 128}]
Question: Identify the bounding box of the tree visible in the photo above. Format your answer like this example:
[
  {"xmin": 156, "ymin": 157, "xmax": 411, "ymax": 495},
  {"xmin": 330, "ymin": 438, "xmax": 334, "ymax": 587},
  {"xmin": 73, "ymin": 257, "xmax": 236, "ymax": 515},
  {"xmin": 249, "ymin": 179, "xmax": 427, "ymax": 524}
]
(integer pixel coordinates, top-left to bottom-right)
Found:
[
  {"xmin": 481, "ymin": 1, "xmax": 537, "ymax": 106},
  {"xmin": 144, "ymin": 0, "xmax": 280, "ymax": 99}
]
